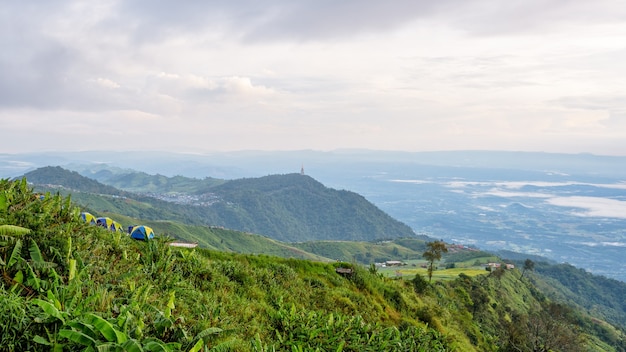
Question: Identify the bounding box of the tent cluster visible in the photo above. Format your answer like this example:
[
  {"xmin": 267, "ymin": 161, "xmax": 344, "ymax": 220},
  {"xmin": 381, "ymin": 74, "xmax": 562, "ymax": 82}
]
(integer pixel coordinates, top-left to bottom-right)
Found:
[{"xmin": 80, "ymin": 212, "xmax": 154, "ymax": 241}]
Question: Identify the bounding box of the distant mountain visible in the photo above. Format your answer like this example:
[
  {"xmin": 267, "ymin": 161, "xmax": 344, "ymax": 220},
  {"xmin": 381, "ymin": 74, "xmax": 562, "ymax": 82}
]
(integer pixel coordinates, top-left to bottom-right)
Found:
[
  {"xmin": 23, "ymin": 166, "xmax": 125, "ymax": 196},
  {"xmin": 202, "ymin": 174, "xmax": 415, "ymax": 242},
  {"xmin": 5, "ymin": 149, "xmax": 626, "ymax": 180},
  {"xmin": 22, "ymin": 167, "xmax": 415, "ymax": 242},
  {"xmin": 71, "ymin": 164, "xmax": 226, "ymax": 193}
]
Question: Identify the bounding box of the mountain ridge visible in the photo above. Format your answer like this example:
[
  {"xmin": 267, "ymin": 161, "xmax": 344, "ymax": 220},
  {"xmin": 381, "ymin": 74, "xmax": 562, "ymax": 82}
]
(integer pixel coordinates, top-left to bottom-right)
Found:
[{"xmin": 23, "ymin": 166, "xmax": 415, "ymax": 242}]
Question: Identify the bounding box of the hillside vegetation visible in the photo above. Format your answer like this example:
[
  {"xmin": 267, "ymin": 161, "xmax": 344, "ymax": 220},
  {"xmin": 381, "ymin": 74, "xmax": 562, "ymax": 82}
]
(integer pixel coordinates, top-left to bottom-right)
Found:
[
  {"xmin": 23, "ymin": 167, "xmax": 415, "ymax": 242},
  {"xmin": 1, "ymin": 178, "xmax": 625, "ymax": 351},
  {"xmin": 111, "ymin": 214, "xmax": 332, "ymax": 262}
]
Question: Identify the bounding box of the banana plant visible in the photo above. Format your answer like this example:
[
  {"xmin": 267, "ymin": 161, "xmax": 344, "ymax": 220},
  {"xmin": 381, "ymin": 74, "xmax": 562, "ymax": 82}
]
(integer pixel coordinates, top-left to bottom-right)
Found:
[
  {"xmin": 2, "ymin": 238, "xmax": 61, "ymax": 295},
  {"xmin": 34, "ymin": 309, "xmax": 183, "ymax": 352}
]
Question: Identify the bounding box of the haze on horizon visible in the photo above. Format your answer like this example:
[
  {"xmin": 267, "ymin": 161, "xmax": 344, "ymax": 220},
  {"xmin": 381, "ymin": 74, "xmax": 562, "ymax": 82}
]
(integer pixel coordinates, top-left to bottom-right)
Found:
[{"xmin": 2, "ymin": 1, "xmax": 626, "ymax": 156}]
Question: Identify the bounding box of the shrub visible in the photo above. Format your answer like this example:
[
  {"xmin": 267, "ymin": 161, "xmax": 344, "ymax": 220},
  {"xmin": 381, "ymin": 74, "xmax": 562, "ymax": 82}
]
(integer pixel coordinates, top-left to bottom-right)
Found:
[{"xmin": 412, "ymin": 273, "xmax": 429, "ymax": 294}]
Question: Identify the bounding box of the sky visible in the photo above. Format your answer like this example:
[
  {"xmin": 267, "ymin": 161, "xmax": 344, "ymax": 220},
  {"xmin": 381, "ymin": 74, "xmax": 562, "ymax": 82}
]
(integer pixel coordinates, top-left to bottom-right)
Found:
[{"xmin": 2, "ymin": 0, "xmax": 626, "ymax": 155}]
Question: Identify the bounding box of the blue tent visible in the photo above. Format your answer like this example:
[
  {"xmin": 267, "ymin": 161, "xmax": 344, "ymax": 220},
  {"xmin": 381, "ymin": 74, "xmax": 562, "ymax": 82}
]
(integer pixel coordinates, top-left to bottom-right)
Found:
[
  {"xmin": 96, "ymin": 217, "xmax": 116, "ymax": 231},
  {"xmin": 129, "ymin": 225, "xmax": 154, "ymax": 240}
]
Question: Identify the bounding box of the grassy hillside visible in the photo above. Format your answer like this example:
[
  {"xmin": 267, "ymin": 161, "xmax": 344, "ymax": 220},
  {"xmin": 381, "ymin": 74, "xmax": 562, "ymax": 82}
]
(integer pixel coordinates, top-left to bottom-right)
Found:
[
  {"xmin": 293, "ymin": 239, "xmax": 423, "ymax": 264},
  {"xmin": 1, "ymin": 178, "xmax": 625, "ymax": 351},
  {"xmin": 108, "ymin": 212, "xmax": 331, "ymax": 262}
]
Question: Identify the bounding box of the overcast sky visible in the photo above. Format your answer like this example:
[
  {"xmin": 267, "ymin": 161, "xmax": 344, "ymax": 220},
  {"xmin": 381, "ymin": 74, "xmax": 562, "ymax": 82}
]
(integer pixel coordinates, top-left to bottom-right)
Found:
[{"xmin": 2, "ymin": 0, "xmax": 626, "ymax": 155}]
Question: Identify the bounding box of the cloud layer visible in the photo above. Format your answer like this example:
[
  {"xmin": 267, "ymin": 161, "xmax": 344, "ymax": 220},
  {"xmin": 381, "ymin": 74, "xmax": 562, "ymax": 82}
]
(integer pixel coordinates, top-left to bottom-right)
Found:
[{"xmin": 2, "ymin": 0, "xmax": 626, "ymax": 153}]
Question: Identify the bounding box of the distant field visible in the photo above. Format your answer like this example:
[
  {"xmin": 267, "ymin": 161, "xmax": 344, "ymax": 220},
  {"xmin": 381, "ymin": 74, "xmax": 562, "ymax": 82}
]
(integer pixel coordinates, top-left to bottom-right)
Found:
[
  {"xmin": 446, "ymin": 256, "xmax": 501, "ymax": 268},
  {"xmin": 378, "ymin": 265, "xmax": 488, "ymax": 281},
  {"xmin": 375, "ymin": 254, "xmax": 496, "ymax": 281}
]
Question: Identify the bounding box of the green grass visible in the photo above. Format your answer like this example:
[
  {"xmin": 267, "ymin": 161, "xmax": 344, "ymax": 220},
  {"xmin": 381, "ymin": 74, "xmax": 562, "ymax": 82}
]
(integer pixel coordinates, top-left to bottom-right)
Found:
[
  {"xmin": 71, "ymin": 210, "xmax": 333, "ymax": 261},
  {"xmin": 444, "ymin": 255, "xmax": 500, "ymax": 268},
  {"xmin": 293, "ymin": 240, "xmax": 425, "ymax": 264},
  {"xmin": 378, "ymin": 265, "xmax": 488, "ymax": 281}
]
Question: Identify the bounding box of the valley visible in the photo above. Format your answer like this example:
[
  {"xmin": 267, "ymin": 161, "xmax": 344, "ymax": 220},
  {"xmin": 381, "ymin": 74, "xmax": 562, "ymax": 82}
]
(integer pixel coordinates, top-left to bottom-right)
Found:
[{"xmin": 328, "ymin": 171, "xmax": 626, "ymax": 281}]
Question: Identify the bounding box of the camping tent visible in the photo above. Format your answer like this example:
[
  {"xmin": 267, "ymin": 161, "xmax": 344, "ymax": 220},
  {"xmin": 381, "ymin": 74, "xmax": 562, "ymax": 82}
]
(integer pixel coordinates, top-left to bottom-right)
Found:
[
  {"xmin": 112, "ymin": 221, "xmax": 123, "ymax": 232},
  {"xmin": 96, "ymin": 217, "xmax": 119, "ymax": 231},
  {"xmin": 81, "ymin": 212, "xmax": 97, "ymax": 225},
  {"xmin": 129, "ymin": 225, "xmax": 154, "ymax": 240}
]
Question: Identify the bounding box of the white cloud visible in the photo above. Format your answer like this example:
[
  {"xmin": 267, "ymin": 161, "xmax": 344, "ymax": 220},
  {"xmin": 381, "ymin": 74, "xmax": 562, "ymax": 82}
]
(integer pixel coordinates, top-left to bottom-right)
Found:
[
  {"xmin": 546, "ymin": 196, "xmax": 626, "ymax": 219},
  {"xmin": 92, "ymin": 78, "xmax": 120, "ymax": 89},
  {"xmin": 484, "ymin": 190, "xmax": 553, "ymax": 199},
  {"xmin": 390, "ymin": 179, "xmax": 432, "ymax": 184},
  {"xmin": 578, "ymin": 241, "xmax": 626, "ymax": 247}
]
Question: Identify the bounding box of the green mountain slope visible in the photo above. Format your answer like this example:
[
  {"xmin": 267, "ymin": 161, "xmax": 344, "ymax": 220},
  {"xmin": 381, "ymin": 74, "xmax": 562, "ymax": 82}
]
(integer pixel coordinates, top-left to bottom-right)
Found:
[
  {"xmin": 530, "ymin": 262, "xmax": 626, "ymax": 329},
  {"xmin": 203, "ymin": 174, "xmax": 415, "ymax": 242},
  {"xmin": 1, "ymin": 178, "xmax": 624, "ymax": 351},
  {"xmin": 23, "ymin": 167, "xmax": 415, "ymax": 242}
]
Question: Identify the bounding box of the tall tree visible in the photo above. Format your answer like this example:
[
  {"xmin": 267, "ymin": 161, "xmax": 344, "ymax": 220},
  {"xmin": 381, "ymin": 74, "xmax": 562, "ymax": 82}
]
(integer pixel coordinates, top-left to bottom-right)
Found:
[{"xmin": 422, "ymin": 241, "xmax": 447, "ymax": 282}]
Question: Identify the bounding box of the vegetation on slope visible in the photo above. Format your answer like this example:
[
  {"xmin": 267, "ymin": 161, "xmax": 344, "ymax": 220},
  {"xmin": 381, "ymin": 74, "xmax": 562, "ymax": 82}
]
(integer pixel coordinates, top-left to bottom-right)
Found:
[
  {"xmin": 2, "ymin": 178, "xmax": 625, "ymax": 351},
  {"xmin": 110, "ymin": 213, "xmax": 331, "ymax": 262},
  {"xmin": 293, "ymin": 239, "xmax": 419, "ymax": 264},
  {"xmin": 530, "ymin": 262, "xmax": 626, "ymax": 329}
]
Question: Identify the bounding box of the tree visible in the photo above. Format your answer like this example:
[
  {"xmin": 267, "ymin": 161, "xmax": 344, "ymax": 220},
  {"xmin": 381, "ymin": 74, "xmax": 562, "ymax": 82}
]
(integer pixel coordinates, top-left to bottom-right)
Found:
[
  {"xmin": 422, "ymin": 241, "xmax": 447, "ymax": 282},
  {"xmin": 520, "ymin": 258, "xmax": 535, "ymax": 281}
]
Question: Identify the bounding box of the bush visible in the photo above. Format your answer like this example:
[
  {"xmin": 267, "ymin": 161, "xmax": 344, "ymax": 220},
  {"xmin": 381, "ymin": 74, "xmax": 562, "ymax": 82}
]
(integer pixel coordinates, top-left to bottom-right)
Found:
[{"xmin": 412, "ymin": 274, "xmax": 429, "ymax": 294}]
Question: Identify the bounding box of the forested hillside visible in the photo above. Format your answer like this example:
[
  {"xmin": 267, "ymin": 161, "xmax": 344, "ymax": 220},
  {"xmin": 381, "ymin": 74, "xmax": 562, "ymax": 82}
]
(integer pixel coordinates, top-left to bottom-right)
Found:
[
  {"xmin": 23, "ymin": 167, "xmax": 415, "ymax": 242},
  {"xmin": 531, "ymin": 262, "xmax": 626, "ymax": 329},
  {"xmin": 203, "ymin": 174, "xmax": 415, "ymax": 242},
  {"xmin": 1, "ymin": 178, "xmax": 625, "ymax": 351}
]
